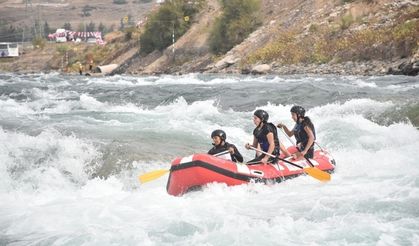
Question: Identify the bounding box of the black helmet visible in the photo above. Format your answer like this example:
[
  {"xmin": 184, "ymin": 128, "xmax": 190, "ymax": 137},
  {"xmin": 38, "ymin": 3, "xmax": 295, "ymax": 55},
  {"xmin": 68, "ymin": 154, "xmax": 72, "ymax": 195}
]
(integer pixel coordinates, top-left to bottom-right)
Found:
[
  {"xmin": 254, "ymin": 109, "xmax": 269, "ymax": 122},
  {"xmin": 211, "ymin": 129, "xmax": 226, "ymax": 141},
  {"xmin": 290, "ymin": 105, "xmax": 306, "ymax": 117}
]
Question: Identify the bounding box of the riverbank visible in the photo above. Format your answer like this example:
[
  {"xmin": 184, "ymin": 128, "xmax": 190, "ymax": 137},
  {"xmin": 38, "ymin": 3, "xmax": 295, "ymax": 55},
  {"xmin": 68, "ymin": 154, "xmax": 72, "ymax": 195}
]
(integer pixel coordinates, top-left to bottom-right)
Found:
[
  {"xmin": 1, "ymin": 0, "xmax": 418, "ymax": 76},
  {"xmin": 1, "ymin": 56, "xmax": 418, "ymax": 77},
  {"xmin": 214, "ymin": 58, "xmax": 419, "ymax": 76}
]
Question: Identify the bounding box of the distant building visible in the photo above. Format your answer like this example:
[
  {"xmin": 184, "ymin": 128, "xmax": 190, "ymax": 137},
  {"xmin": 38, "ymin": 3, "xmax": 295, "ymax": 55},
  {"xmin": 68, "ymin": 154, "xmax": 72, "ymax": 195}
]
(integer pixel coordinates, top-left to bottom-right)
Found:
[{"xmin": 0, "ymin": 42, "xmax": 19, "ymax": 57}]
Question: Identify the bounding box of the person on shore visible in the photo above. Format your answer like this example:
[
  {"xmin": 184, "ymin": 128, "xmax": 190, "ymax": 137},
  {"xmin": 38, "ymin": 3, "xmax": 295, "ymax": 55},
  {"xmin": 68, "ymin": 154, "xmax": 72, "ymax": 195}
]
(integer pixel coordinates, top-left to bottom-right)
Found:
[
  {"xmin": 277, "ymin": 105, "xmax": 316, "ymax": 160},
  {"xmin": 208, "ymin": 129, "xmax": 243, "ymax": 163},
  {"xmin": 77, "ymin": 62, "xmax": 83, "ymax": 75},
  {"xmin": 88, "ymin": 59, "xmax": 94, "ymax": 71},
  {"xmin": 245, "ymin": 109, "xmax": 290, "ymax": 164}
]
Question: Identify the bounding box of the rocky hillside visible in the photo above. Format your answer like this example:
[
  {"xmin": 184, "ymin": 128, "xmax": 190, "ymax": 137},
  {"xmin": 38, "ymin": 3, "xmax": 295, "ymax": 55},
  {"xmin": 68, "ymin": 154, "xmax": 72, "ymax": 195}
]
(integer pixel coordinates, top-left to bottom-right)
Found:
[
  {"xmin": 124, "ymin": 0, "xmax": 418, "ymax": 76},
  {"xmin": 1, "ymin": 0, "xmax": 417, "ymax": 76}
]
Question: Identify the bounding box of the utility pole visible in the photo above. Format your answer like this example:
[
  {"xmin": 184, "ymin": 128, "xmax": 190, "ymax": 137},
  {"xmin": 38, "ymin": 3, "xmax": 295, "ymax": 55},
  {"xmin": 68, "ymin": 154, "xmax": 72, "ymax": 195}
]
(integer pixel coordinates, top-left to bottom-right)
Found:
[{"xmin": 172, "ymin": 22, "xmax": 175, "ymax": 53}]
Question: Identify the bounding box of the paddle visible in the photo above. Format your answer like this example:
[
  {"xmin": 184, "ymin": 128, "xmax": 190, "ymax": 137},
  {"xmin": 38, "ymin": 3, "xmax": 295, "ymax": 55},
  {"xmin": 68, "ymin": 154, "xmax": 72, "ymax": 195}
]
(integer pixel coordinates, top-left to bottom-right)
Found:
[
  {"xmin": 249, "ymin": 146, "xmax": 330, "ymax": 182},
  {"xmin": 138, "ymin": 150, "xmax": 231, "ymax": 184},
  {"xmin": 278, "ymin": 128, "xmax": 321, "ymax": 169},
  {"xmin": 279, "ymin": 128, "xmax": 327, "ymax": 153}
]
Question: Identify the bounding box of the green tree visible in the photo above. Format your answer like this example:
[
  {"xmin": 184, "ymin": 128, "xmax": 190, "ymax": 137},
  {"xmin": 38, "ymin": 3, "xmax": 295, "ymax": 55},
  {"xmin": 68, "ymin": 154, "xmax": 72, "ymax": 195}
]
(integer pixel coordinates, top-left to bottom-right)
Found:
[
  {"xmin": 140, "ymin": 0, "xmax": 202, "ymax": 54},
  {"xmin": 86, "ymin": 21, "xmax": 95, "ymax": 32},
  {"xmin": 209, "ymin": 0, "xmax": 261, "ymax": 54},
  {"xmin": 98, "ymin": 22, "xmax": 106, "ymax": 34},
  {"xmin": 43, "ymin": 21, "xmax": 51, "ymax": 37},
  {"xmin": 77, "ymin": 23, "xmax": 85, "ymax": 32},
  {"xmin": 63, "ymin": 22, "xmax": 72, "ymax": 30}
]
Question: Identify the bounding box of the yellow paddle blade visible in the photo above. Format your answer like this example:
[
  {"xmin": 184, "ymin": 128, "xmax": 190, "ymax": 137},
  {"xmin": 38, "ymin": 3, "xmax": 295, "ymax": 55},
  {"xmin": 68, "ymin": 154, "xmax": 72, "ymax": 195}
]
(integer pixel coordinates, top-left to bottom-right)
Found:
[
  {"xmin": 303, "ymin": 167, "xmax": 331, "ymax": 182},
  {"xmin": 138, "ymin": 169, "xmax": 169, "ymax": 184}
]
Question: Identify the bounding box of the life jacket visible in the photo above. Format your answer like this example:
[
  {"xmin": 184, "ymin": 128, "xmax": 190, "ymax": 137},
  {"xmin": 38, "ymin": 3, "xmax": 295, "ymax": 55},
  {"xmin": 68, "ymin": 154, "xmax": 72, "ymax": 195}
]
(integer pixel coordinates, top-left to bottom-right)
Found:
[
  {"xmin": 253, "ymin": 122, "xmax": 280, "ymax": 156},
  {"xmin": 293, "ymin": 121, "xmax": 316, "ymax": 149},
  {"xmin": 208, "ymin": 142, "xmax": 243, "ymax": 162}
]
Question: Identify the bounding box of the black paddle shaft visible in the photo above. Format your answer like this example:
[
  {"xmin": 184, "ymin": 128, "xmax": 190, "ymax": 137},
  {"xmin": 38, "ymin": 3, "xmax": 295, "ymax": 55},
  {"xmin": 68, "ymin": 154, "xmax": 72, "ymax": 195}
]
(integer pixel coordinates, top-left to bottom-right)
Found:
[{"xmin": 277, "ymin": 157, "xmax": 304, "ymax": 169}]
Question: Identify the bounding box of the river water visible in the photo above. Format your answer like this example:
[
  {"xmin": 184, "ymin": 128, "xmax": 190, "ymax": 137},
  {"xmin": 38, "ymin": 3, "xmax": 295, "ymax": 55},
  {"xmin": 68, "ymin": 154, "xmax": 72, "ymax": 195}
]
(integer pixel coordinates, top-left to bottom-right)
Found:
[{"xmin": 1, "ymin": 73, "xmax": 418, "ymax": 245}]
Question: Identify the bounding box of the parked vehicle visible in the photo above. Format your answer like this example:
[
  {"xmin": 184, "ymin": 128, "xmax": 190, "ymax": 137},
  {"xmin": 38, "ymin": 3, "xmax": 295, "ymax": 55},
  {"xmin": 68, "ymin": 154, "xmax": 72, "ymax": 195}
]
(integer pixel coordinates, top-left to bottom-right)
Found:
[
  {"xmin": 0, "ymin": 42, "xmax": 19, "ymax": 57},
  {"xmin": 55, "ymin": 29, "xmax": 67, "ymax": 43}
]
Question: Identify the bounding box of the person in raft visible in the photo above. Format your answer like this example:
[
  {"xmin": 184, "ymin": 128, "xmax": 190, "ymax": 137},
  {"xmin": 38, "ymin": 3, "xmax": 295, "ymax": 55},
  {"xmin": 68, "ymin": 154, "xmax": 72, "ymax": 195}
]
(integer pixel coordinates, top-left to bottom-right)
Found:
[
  {"xmin": 277, "ymin": 105, "xmax": 316, "ymax": 160},
  {"xmin": 208, "ymin": 129, "xmax": 244, "ymax": 163},
  {"xmin": 245, "ymin": 109, "xmax": 290, "ymax": 164}
]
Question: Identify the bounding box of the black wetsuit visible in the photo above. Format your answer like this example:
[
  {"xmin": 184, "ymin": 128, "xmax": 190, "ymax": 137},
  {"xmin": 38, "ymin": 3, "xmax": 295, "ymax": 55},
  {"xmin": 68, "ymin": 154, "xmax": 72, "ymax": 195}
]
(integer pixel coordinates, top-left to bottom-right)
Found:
[
  {"xmin": 248, "ymin": 122, "xmax": 280, "ymax": 164},
  {"xmin": 208, "ymin": 142, "xmax": 243, "ymax": 163},
  {"xmin": 293, "ymin": 121, "xmax": 316, "ymax": 158}
]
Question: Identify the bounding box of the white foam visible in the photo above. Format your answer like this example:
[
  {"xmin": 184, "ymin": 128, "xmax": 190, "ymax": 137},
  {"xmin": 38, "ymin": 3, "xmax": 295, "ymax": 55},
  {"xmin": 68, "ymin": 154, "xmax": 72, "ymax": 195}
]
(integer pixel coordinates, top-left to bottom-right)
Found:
[
  {"xmin": 0, "ymin": 127, "xmax": 99, "ymax": 193},
  {"xmin": 352, "ymin": 79, "xmax": 378, "ymax": 88},
  {"xmin": 1, "ymin": 74, "xmax": 419, "ymax": 245}
]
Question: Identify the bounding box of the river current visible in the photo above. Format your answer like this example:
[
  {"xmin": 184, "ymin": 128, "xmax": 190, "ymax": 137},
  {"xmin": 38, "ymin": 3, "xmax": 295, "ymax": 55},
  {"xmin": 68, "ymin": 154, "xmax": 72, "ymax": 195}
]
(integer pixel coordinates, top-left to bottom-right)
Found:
[{"xmin": 0, "ymin": 73, "xmax": 418, "ymax": 245}]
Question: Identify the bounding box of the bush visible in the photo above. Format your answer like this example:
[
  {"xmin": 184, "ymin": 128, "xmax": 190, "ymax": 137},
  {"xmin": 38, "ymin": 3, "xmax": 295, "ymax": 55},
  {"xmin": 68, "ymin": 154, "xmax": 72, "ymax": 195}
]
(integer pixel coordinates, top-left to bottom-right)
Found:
[
  {"xmin": 124, "ymin": 27, "xmax": 137, "ymax": 41},
  {"xmin": 56, "ymin": 45, "xmax": 71, "ymax": 54},
  {"xmin": 32, "ymin": 36, "xmax": 46, "ymax": 49},
  {"xmin": 209, "ymin": 0, "xmax": 261, "ymax": 54},
  {"xmin": 340, "ymin": 13, "xmax": 354, "ymax": 30}
]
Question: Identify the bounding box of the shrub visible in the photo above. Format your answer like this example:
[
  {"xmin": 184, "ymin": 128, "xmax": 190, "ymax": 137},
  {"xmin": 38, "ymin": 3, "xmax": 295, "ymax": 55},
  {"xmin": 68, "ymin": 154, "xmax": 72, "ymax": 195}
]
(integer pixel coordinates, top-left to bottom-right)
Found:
[
  {"xmin": 32, "ymin": 36, "xmax": 46, "ymax": 49},
  {"xmin": 124, "ymin": 27, "xmax": 137, "ymax": 41},
  {"xmin": 56, "ymin": 44, "xmax": 71, "ymax": 54},
  {"xmin": 340, "ymin": 13, "xmax": 354, "ymax": 30}
]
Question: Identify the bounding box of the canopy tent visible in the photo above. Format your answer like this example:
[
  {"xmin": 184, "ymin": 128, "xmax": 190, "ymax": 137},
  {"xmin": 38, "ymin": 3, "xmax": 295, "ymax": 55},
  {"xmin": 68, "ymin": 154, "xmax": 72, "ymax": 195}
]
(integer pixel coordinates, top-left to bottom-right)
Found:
[{"xmin": 48, "ymin": 30, "xmax": 106, "ymax": 45}]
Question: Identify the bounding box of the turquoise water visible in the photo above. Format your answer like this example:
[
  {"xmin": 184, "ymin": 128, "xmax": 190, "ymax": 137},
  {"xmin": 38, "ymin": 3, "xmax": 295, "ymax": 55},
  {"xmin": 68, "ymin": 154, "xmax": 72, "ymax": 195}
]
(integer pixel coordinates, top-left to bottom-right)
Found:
[{"xmin": 0, "ymin": 73, "xmax": 418, "ymax": 245}]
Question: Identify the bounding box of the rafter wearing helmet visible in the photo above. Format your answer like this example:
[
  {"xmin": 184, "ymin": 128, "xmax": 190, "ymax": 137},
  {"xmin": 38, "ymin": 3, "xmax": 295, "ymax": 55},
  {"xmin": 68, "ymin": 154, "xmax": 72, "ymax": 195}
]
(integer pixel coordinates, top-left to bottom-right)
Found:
[
  {"xmin": 277, "ymin": 106, "xmax": 316, "ymax": 160},
  {"xmin": 245, "ymin": 109, "xmax": 291, "ymax": 164},
  {"xmin": 208, "ymin": 129, "xmax": 243, "ymax": 163}
]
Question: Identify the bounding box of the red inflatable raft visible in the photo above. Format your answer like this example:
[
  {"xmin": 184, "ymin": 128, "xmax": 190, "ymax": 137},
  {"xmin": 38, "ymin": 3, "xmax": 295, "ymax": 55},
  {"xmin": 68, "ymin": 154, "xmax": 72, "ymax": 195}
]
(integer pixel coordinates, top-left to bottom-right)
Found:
[{"xmin": 166, "ymin": 147, "xmax": 336, "ymax": 196}]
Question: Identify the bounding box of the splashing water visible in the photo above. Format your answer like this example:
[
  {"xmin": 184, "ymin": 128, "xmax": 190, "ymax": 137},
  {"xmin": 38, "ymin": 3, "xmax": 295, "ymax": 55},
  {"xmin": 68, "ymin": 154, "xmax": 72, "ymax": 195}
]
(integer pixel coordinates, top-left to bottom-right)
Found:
[{"xmin": 0, "ymin": 73, "xmax": 418, "ymax": 245}]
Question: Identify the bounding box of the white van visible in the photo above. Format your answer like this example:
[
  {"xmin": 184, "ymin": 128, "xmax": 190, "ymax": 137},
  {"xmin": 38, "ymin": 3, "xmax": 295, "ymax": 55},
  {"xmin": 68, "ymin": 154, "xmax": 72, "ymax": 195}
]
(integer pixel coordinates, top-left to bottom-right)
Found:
[
  {"xmin": 55, "ymin": 29, "xmax": 67, "ymax": 43},
  {"xmin": 0, "ymin": 42, "xmax": 19, "ymax": 57}
]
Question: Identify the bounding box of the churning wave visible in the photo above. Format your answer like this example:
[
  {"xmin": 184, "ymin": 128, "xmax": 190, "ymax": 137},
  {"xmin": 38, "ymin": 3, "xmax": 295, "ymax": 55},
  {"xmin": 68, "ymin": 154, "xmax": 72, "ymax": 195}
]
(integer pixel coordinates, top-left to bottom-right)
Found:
[{"xmin": 1, "ymin": 73, "xmax": 419, "ymax": 245}]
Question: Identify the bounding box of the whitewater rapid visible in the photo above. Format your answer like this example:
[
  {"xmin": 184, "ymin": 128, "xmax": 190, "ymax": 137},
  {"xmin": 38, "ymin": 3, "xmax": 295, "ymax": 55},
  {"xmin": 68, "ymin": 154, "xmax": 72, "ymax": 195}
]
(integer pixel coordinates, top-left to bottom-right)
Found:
[{"xmin": 0, "ymin": 73, "xmax": 418, "ymax": 245}]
